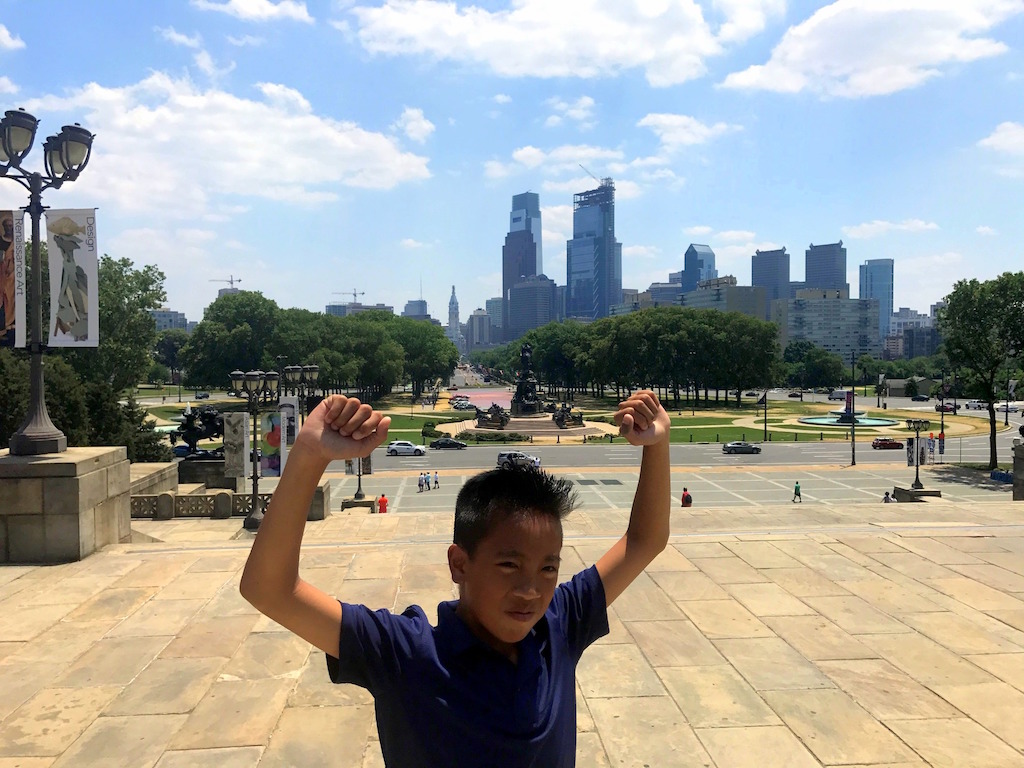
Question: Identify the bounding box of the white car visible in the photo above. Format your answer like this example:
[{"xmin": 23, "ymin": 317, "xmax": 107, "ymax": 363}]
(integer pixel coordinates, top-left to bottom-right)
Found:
[
  {"xmin": 496, "ymin": 451, "xmax": 541, "ymax": 469},
  {"xmin": 996, "ymin": 403, "xmax": 1020, "ymax": 413},
  {"xmin": 964, "ymin": 400, "xmax": 987, "ymax": 410},
  {"xmin": 386, "ymin": 440, "xmax": 426, "ymax": 456}
]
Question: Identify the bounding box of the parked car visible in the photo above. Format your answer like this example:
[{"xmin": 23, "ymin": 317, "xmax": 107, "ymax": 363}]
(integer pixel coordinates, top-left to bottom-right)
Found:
[
  {"xmin": 483, "ymin": 376, "xmax": 491, "ymax": 382},
  {"xmin": 496, "ymin": 450, "xmax": 541, "ymax": 469},
  {"xmin": 744, "ymin": 391, "xmax": 758, "ymax": 397},
  {"xmin": 386, "ymin": 440, "xmax": 425, "ymax": 456},
  {"xmin": 828, "ymin": 390, "xmax": 849, "ymax": 401},
  {"xmin": 996, "ymin": 403, "xmax": 1020, "ymax": 413},
  {"xmin": 910, "ymin": 394, "xmax": 930, "ymax": 402},
  {"xmin": 453, "ymin": 401, "xmax": 476, "ymax": 410},
  {"xmin": 194, "ymin": 391, "xmax": 210, "ymax": 399},
  {"xmin": 430, "ymin": 437, "xmax": 467, "ymax": 450},
  {"xmin": 449, "ymin": 385, "xmax": 459, "ymax": 391},
  {"xmin": 871, "ymin": 437, "xmax": 904, "ymax": 450},
  {"xmin": 722, "ymin": 441, "xmax": 761, "ymax": 455},
  {"xmin": 787, "ymin": 391, "xmax": 802, "ymax": 398},
  {"xmin": 934, "ymin": 403, "xmax": 958, "ymax": 413}
]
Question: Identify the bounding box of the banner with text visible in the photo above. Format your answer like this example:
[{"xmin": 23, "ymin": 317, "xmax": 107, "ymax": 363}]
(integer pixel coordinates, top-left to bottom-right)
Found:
[
  {"xmin": 46, "ymin": 209, "xmax": 99, "ymax": 347},
  {"xmin": 0, "ymin": 210, "xmax": 26, "ymax": 347}
]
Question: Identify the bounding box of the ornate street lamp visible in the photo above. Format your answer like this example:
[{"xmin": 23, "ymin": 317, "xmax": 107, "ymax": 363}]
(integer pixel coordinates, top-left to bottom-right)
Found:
[
  {"xmin": 2, "ymin": 108, "xmax": 94, "ymax": 454},
  {"xmin": 230, "ymin": 368, "xmax": 279, "ymax": 531},
  {"xmin": 905, "ymin": 418, "xmax": 930, "ymax": 490},
  {"xmin": 283, "ymin": 362, "xmax": 319, "ymax": 420}
]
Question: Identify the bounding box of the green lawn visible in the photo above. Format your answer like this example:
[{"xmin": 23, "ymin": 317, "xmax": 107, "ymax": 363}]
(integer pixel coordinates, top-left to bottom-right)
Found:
[{"xmin": 671, "ymin": 426, "xmax": 857, "ymax": 444}]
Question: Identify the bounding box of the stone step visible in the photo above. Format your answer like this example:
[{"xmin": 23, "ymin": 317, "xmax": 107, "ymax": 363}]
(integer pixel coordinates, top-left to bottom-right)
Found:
[{"xmin": 178, "ymin": 482, "xmax": 207, "ymax": 495}]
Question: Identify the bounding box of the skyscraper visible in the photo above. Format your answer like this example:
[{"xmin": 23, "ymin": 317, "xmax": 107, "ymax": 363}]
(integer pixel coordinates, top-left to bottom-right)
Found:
[
  {"xmin": 566, "ymin": 178, "xmax": 621, "ymax": 320},
  {"xmin": 751, "ymin": 247, "xmax": 790, "ymax": 320},
  {"xmin": 501, "ymin": 193, "xmax": 541, "ymax": 340},
  {"xmin": 858, "ymin": 258, "xmax": 894, "ymax": 339},
  {"xmin": 447, "ymin": 286, "xmax": 462, "ymax": 351},
  {"xmin": 805, "ymin": 241, "xmax": 849, "ymax": 294},
  {"xmin": 675, "ymin": 244, "xmax": 717, "ymax": 292}
]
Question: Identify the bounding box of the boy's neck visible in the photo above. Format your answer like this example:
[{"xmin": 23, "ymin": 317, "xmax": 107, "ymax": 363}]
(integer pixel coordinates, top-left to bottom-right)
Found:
[{"xmin": 454, "ymin": 600, "xmax": 519, "ymax": 664}]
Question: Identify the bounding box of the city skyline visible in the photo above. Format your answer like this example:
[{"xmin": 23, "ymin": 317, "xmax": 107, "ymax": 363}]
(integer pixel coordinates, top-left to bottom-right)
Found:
[{"xmin": 0, "ymin": 2, "xmax": 1021, "ymax": 324}]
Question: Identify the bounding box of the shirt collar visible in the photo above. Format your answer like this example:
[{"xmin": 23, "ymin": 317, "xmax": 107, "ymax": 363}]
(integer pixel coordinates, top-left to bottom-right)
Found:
[{"xmin": 435, "ymin": 600, "xmax": 549, "ymax": 661}]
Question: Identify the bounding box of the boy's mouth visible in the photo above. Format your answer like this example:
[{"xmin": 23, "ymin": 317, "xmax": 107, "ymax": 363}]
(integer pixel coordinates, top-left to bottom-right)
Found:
[{"xmin": 506, "ymin": 609, "xmax": 535, "ymax": 622}]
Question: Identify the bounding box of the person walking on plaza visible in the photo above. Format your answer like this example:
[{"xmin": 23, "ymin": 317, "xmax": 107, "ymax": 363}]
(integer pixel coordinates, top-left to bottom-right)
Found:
[
  {"xmin": 433, "ymin": 471, "xmax": 439, "ymax": 489},
  {"xmin": 681, "ymin": 487, "xmax": 692, "ymax": 508},
  {"xmin": 425, "ymin": 471, "xmax": 431, "ymax": 491},
  {"xmin": 417, "ymin": 473, "xmax": 424, "ymax": 493},
  {"xmin": 882, "ymin": 491, "xmax": 892, "ymax": 503},
  {"xmin": 792, "ymin": 481, "xmax": 802, "ymax": 503},
  {"xmin": 240, "ymin": 389, "xmax": 672, "ymax": 767},
  {"xmin": 378, "ymin": 493, "xmax": 388, "ymax": 514}
]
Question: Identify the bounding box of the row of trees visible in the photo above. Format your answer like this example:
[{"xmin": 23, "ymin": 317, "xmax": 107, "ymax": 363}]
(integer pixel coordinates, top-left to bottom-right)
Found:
[{"xmin": 163, "ymin": 292, "xmax": 460, "ymax": 400}]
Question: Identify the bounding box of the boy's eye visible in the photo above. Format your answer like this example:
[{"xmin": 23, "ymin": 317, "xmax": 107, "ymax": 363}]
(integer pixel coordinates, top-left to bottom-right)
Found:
[
  {"xmin": 543, "ymin": 566, "xmax": 559, "ymax": 574},
  {"xmin": 498, "ymin": 562, "xmax": 517, "ymax": 569}
]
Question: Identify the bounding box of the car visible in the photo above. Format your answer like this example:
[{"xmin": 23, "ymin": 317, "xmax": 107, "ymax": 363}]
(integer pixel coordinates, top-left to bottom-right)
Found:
[
  {"xmin": 430, "ymin": 437, "xmax": 467, "ymax": 450},
  {"xmin": 828, "ymin": 390, "xmax": 849, "ymax": 401},
  {"xmin": 496, "ymin": 450, "xmax": 541, "ymax": 469},
  {"xmin": 449, "ymin": 385, "xmax": 459, "ymax": 391},
  {"xmin": 996, "ymin": 403, "xmax": 1020, "ymax": 413},
  {"xmin": 934, "ymin": 403, "xmax": 958, "ymax": 413},
  {"xmin": 172, "ymin": 444, "xmax": 192, "ymax": 458},
  {"xmin": 964, "ymin": 400, "xmax": 987, "ymax": 410},
  {"xmin": 787, "ymin": 391, "xmax": 802, "ymax": 398},
  {"xmin": 744, "ymin": 391, "xmax": 758, "ymax": 397},
  {"xmin": 722, "ymin": 441, "xmax": 761, "ymax": 454},
  {"xmin": 910, "ymin": 394, "xmax": 930, "ymax": 402},
  {"xmin": 871, "ymin": 437, "xmax": 904, "ymax": 450},
  {"xmin": 483, "ymin": 376, "xmax": 491, "ymax": 382},
  {"xmin": 194, "ymin": 391, "xmax": 210, "ymax": 399},
  {"xmin": 386, "ymin": 440, "xmax": 425, "ymax": 456},
  {"xmin": 453, "ymin": 401, "xmax": 477, "ymax": 410}
]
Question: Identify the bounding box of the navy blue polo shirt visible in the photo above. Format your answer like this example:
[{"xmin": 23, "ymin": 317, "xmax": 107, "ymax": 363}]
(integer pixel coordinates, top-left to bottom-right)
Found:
[{"xmin": 327, "ymin": 565, "xmax": 609, "ymax": 767}]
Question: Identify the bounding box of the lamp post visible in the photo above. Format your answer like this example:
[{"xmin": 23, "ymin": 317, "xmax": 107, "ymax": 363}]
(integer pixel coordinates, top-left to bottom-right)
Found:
[
  {"xmin": 905, "ymin": 418, "xmax": 930, "ymax": 490},
  {"xmin": 282, "ymin": 363, "xmax": 319, "ymax": 421},
  {"xmin": 230, "ymin": 368, "xmax": 279, "ymax": 531},
  {"xmin": 2, "ymin": 108, "xmax": 94, "ymax": 455}
]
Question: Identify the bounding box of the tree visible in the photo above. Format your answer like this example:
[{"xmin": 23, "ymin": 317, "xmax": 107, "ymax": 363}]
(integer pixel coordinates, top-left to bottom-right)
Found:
[
  {"xmin": 155, "ymin": 328, "xmax": 190, "ymax": 378},
  {"xmin": 64, "ymin": 256, "xmax": 166, "ymax": 393},
  {"xmin": 181, "ymin": 292, "xmax": 281, "ymax": 388},
  {"xmin": 940, "ymin": 272, "xmax": 1024, "ymax": 469}
]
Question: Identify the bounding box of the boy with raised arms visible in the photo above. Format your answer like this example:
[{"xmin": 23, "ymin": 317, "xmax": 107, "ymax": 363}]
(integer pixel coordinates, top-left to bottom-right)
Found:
[{"xmin": 241, "ymin": 389, "xmax": 671, "ymax": 766}]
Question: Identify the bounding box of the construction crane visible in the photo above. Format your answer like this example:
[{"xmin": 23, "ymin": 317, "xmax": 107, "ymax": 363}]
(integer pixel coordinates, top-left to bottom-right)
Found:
[
  {"xmin": 333, "ymin": 289, "xmax": 365, "ymax": 303},
  {"xmin": 210, "ymin": 275, "xmax": 242, "ymax": 289},
  {"xmin": 579, "ymin": 163, "xmax": 600, "ymax": 183}
]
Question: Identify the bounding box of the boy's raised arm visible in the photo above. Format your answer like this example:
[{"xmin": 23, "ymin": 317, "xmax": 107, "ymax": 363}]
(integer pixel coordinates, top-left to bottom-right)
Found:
[
  {"xmin": 240, "ymin": 396, "xmax": 390, "ymax": 657},
  {"xmin": 595, "ymin": 390, "xmax": 671, "ymax": 607}
]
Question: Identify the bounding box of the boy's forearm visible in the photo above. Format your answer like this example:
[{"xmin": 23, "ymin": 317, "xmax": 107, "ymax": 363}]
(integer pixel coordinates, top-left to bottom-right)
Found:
[
  {"xmin": 240, "ymin": 444, "xmax": 329, "ymax": 608},
  {"xmin": 626, "ymin": 439, "xmax": 671, "ymax": 552}
]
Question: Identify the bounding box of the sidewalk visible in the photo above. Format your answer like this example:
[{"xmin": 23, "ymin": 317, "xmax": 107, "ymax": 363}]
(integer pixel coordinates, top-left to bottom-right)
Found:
[{"xmin": 2, "ymin": 493, "xmax": 1024, "ymax": 765}]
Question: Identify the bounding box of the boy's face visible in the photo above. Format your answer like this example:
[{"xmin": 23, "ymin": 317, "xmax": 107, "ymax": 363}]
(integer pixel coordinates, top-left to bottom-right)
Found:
[{"xmin": 449, "ymin": 511, "xmax": 562, "ymax": 658}]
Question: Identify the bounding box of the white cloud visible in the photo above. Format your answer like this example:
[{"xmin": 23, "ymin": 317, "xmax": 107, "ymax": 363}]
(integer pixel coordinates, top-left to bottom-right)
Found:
[
  {"xmin": 841, "ymin": 219, "xmax": 939, "ymax": 238},
  {"xmin": 685, "ymin": 225, "xmax": 713, "ymax": 236},
  {"xmin": 979, "ymin": 121, "xmax": 1024, "ymax": 155},
  {"xmin": 157, "ymin": 27, "xmax": 202, "ymax": 48},
  {"xmin": 227, "ymin": 34, "xmax": 266, "ymax": 46},
  {"xmin": 392, "ymin": 107, "xmax": 435, "ymax": 143},
  {"xmin": 191, "ymin": 0, "xmax": 313, "ymax": 23},
  {"xmin": 348, "ymin": 0, "xmax": 783, "ymax": 87},
  {"xmin": 637, "ymin": 113, "xmax": 739, "ymax": 149},
  {"xmin": 401, "ymin": 238, "xmax": 426, "ymax": 248},
  {"xmin": 623, "ymin": 245, "xmax": 661, "ymax": 259},
  {"xmin": 493, "ymin": 93, "xmax": 511, "ymax": 104},
  {"xmin": 976, "ymin": 225, "xmax": 997, "ymax": 236},
  {"xmin": 20, "ymin": 73, "xmax": 429, "ymax": 216},
  {"xmin": 723, "ymin": 0, "xmax": 1023, "ymax": 98},
  {"xmin": 545, "ymin": 96, "xmax": 596, "ymax": 130},
  {"xmin": 194, "ymin": 50, "xmax": 237, "ymax": 79},
  {"xmin": 0, "ymin": 76, "xmax": 17, "ymax": 94},
  {"xmin": 716, "ymin": 229, "xmax": 756, "ymax": 241},
  {"xmin": 0, "ymin": 24, "xmax": 25, "ymax": 50}
]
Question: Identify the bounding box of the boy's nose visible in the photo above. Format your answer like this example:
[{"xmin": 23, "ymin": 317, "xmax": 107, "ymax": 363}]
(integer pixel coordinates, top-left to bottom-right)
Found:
[{"xmin": 512, "ymin": 578, "xmax": 541, "ymax": 599}]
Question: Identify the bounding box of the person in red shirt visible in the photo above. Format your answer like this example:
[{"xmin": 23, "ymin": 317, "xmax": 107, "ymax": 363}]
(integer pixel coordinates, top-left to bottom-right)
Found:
[
  {"xmin": 681, "ymin": 487, "xmax": 692, "ymax": 507},
  {"xmin": 377, "ymin": 493, "xmax": 388, "ymax": 514}
]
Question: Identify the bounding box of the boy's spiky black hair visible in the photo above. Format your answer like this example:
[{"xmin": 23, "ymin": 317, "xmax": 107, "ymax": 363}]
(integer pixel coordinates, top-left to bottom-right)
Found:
[{"xmin": 454, "ymin": 465, "xmax": 578, "ymax": 555}]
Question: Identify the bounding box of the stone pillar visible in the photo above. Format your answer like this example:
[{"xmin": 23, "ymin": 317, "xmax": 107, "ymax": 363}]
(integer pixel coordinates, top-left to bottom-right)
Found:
[
  {"xmin": 1013, "ymin": 441, "xmax": 1023, "ymax": 502},
  {"xmin": 0, "ymin": 447, "xmax": 131, "ymax": 563}
]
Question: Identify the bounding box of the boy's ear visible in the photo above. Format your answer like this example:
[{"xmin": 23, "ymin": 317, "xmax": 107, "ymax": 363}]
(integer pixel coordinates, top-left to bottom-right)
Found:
[{"xmin": 448, "ymin": 543, "xmax": 469, "ymax": 585}]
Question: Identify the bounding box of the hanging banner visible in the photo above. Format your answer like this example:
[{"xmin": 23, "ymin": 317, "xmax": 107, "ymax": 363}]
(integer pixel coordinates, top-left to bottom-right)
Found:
[
  {"xmin": 0, "ymin": 210, "xmax": 26, "ymax": 347},
  {"xmin": 46, "ymin": 209, "xmax": 99, "ymax": 347},
  {"xmin": 260, "ymin": 412, "xmax": 282, "ymax": 477},
  {"xmin": 1010, "ymin": 379, "xmax": 1018, "ymax": 400},
  {"xmin": 278, "ymin": 396, "xmax": 298, "ymax": 473}
]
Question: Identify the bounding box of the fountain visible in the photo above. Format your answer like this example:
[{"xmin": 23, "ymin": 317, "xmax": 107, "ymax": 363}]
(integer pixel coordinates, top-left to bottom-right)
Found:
[{"xmin": 799, "ymin": 409, "xmax": 899, "ymax": 427}]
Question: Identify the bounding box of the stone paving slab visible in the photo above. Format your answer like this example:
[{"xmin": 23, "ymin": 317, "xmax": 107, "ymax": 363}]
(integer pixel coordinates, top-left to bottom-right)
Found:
[{"xmin": 3, "ymin": 492, "xmax": 1024, "ymax": 765}]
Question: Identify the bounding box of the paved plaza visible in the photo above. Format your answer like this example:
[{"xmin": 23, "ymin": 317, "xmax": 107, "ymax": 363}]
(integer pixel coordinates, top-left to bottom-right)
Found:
[{"xmin": 2, "ymin": 465, "xmax": 1024, "ymax": 766}]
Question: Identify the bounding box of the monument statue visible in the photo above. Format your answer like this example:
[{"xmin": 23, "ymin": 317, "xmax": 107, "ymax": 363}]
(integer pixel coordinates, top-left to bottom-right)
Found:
[
  {"xmin": 475, "ymin": 402, "xmax": 510, "ymax": 429},
  {"xmin": 169, "ymin": 405, "xmax": 225, "ymax": 457},
  {"xmin": 511, "ymin": 342, "xmax": 543, "ymax": 416}
]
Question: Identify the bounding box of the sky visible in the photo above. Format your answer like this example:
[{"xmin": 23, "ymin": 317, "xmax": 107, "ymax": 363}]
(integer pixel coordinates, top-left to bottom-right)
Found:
[{"xmin": 1, "ymin": 0, "xmax": 1022, "ymax": 328}]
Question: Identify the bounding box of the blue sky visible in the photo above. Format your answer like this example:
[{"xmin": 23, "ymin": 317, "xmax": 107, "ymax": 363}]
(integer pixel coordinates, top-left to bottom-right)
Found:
[{"xmin": 1, "ymin": 0, "xmax": 1022, "ymax": 327}]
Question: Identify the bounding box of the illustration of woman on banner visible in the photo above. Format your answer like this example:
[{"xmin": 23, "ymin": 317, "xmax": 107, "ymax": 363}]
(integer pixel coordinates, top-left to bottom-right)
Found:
[
  {"xmin": 0, "ymin": 213, "xmax": 15, "ymax": 346},
  {"xmin": 48, "ymin": 216, "xmax": 90, "ymax": 341}
]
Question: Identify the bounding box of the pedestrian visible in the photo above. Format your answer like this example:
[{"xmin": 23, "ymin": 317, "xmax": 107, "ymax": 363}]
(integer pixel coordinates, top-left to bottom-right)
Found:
[
  {"xmin": 425, "ymin": 471, "xmax": 431, "ymax": 491},
  {"xmin": 882, "ymin": 491, "xmax": 892, "ymax": 503},
  {"xmin": 418, "ymin": 473, "xmax": 423, "ymax": 493},
  {"xmin": 792, "ymin": 481, "xmax": 802, "ymax": 503},
  {"xmin": 378, "ymin": 493, "xmax": 388, "ymax": 514},
  {"xmin": 433, "ymin": 471, "xmax": 439, "ymax": 489},
  {"xmin": 681, "ymin": 487, "xmax": 692, "ymax": 508}
]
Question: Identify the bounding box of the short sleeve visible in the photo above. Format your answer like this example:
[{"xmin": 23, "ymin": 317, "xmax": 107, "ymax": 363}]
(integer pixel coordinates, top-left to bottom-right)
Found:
[
  {"xmin": 326, "ymin": 602, "xmax": 430, "ymax": 691},
  {"xmin": 548, "ymin": 565, "xmax": 609, "ymax": 661}
]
